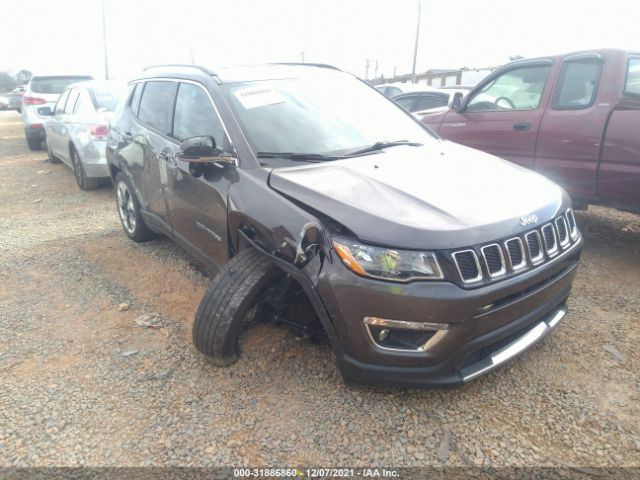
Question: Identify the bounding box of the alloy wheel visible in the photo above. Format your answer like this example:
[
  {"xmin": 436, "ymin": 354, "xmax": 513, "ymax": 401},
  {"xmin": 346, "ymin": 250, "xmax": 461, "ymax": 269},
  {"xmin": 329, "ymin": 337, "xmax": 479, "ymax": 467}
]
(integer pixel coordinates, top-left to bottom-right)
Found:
[{"xmin": 116, "ymin": 181, "xmax": 137, "ymax": 234}]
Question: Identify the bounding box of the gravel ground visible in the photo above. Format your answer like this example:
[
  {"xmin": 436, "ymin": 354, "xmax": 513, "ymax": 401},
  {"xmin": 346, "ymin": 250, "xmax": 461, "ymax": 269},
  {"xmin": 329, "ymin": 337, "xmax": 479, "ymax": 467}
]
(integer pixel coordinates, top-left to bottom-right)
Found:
[{"xmin": 1, "ymin": 110, "xmax": 639, "ymax": 472}]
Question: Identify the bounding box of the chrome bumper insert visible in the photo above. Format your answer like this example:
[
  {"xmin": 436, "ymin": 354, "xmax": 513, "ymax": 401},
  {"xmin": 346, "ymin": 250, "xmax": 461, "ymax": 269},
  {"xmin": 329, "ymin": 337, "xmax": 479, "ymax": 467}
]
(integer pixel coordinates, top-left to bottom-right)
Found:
[{"xmin": 460, "ymin": 306, "xmax": 567, "ymax": 382}]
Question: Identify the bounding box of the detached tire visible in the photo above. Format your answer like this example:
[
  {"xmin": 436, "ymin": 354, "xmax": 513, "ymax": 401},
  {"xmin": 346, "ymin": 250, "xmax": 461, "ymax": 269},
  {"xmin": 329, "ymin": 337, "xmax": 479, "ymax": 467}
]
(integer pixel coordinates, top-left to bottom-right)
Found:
[{"xmin": 193, "ymin": 248, "xmax": 283, "ymax": 366}]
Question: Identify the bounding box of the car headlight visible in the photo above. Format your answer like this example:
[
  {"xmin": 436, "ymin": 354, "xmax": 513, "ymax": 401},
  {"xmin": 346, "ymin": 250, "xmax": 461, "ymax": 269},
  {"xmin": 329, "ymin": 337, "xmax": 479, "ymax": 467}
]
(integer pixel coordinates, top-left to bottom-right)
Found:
[{"xmin": 332, "ymin": 237, "xmax": 443, "ymax": 282}]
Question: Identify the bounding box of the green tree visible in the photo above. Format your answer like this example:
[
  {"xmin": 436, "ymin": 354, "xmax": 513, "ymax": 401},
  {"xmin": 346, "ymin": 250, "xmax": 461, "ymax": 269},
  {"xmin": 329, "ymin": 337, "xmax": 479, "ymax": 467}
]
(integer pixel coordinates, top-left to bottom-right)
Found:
[
  {"xmin": 16, "ymin": 69, "xmax": 32, "ymax": 85},
  {"xmin": 0, "ymin": 72, "xmax": 18, "ymax": 92}
]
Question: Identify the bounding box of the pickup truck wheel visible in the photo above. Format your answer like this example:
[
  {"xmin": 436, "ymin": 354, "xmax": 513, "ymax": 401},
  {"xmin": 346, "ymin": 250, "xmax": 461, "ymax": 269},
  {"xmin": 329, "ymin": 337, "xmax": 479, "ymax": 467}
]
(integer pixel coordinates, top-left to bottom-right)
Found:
[
  {"xmin": 193, "ymin": 248, "xmax": 283, "ymax": 366},
  {"xmin": 113, "ymin": 172, "xmax": 157, "ymax": 242}
]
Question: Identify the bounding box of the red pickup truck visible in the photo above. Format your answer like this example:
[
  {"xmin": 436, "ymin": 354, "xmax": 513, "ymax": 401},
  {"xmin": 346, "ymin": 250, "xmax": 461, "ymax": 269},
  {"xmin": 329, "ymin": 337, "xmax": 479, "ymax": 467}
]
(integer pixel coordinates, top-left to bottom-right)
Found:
[{"xmin": 419, "ymin": 49, "xmax": 640, "ymax": 212}]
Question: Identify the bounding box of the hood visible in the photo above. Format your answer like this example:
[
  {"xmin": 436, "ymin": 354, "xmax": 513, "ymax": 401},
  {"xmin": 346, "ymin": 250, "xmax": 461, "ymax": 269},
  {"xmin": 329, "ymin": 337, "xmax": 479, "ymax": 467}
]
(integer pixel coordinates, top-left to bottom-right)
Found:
[{"xmin": 269, "ymin": 141, "xmax": 568, "ymax": 249}]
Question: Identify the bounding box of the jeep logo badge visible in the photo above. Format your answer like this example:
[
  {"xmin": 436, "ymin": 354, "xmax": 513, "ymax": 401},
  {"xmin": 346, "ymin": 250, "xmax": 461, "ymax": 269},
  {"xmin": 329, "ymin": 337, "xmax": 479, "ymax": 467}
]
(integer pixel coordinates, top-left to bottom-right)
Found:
[{"xmin": 520, "ymin": 214, "xmax": 538, "ymax": 226}]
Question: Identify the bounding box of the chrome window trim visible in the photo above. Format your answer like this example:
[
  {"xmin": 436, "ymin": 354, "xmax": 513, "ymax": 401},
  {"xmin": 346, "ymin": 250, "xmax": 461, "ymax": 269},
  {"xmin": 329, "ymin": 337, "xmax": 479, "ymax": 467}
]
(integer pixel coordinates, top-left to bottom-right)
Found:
[
  {"xmin": 504, "ymin": 237, "xmax": 527, "ymax": 271},
  {"xmin": 525, "ymin": 230, "xmax": 545, "ymax": 265},
  {"xmin": 481, "ymin": 243, "xmax": 507, "ymax": 278},
  {"xmin": 541, "ymin": 223, "xmax": 559, "ymax": 257},
  {"xmin": 363, "ymin": 317, "xmax": 449, "ymax": 354},
  {"xmin": 452, "ymin": 249, "xmax": 483, "ymax": 284},
  {"xmin": 555, "ymin": 216, "xmax": 570, "ymax": 248}
]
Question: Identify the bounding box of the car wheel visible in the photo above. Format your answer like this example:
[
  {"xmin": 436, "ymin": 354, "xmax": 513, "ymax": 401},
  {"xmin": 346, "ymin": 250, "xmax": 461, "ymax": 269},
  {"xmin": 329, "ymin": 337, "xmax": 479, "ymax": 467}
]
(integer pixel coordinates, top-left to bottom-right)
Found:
[
  {"xmin": 70, "ymin": 147, "xmax": 99, "ymax": 190},
  {"xmin": 192, "ymin": 248, "xmax": 284, "ymax": 366},
  {"xmin": 46, "ymin": 142, "xmax": 61, "ymax": 164},
  {"xmin": 113, "ymin": 172, "xmax": 157, "ymax": 242},
  {"xmin": 26, "ymin": 135, "xmax": 42, "ymax": 151}
]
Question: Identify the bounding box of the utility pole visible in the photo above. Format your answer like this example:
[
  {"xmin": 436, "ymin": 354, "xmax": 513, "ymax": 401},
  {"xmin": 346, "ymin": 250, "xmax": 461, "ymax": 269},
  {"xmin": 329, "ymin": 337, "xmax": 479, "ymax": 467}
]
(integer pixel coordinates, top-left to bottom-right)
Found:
[
  {"xmin": 301, "ymin": 51, "xmax": 305, "ymax": 63},
  {"xmin": 101, "ymin": 0, "xmax": 109, "ymax": 80},
  {"xmin": 365, "ymin": 59, "xmax": 371, "ymax": 80},
  {"xmin": 189, "ymin": 45, "xmax": 195, "ymax": 64},
  {"xmin": 374, "ymin": 60, "xmax": 378, "ymax": 80},
  {"xmin": 411, "ymin": 0, "xmax": 422, "ymax": 84}
]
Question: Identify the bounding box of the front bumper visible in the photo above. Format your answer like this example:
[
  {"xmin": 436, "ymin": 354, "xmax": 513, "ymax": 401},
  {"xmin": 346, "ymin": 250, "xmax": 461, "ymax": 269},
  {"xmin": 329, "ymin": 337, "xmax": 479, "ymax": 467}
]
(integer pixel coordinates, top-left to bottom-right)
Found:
[{"xmin": 317, "ymin": 238, "xmax": 581, "ymax": 387}]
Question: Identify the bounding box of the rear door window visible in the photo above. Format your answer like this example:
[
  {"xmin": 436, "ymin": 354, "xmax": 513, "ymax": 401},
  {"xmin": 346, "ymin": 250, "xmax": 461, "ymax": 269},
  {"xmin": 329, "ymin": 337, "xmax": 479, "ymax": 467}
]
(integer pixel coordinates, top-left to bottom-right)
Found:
[
  {"xmin": 553, "ymin": 59, "xmax": 602, "ymax": 109},
  {"xmin": 54, "ymin": 90, "xmax": 70, "ymax": 115},
  {"xmin": 413, "ymin": 93, "xmax": 448, "ymax": 111},
  {"xmin": 625, "ymin": 57, "xmax": 640, "ymax": 96},
  {"xmin": 137, "ymin": 81, "xmax": 178, "ymax": 134},
  {"xmin": 30, "ymin": 76, "xmax": 92, "ymax": 94},
  {"xmin": 65, "ymin": 88, "xmax": 80, "ymax": 114},
  {"xmin": 395, "ymin": 95, "xmax": 417, "ymax": 111}
]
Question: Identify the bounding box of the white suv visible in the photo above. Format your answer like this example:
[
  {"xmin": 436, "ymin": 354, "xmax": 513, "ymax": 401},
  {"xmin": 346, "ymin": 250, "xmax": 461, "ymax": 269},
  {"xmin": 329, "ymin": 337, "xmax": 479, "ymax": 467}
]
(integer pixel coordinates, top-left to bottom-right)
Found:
[{"xmin": 22, "ymin": 75, "xmax": 93, "ymax": 150}]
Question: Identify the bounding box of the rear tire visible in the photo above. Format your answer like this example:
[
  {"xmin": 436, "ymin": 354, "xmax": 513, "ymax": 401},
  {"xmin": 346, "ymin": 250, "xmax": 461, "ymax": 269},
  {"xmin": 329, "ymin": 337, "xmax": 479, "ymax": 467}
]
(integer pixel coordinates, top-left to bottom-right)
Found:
[
  {"xmin": 71, "ymin": 147, "xmax": 99, "ymax": 190},
  {"xmin": 26, "ymin": 135, "xmax": 42, "ymax": 151},
  {"xmin": 193, "ymin": 248, "xmax": 283, "ymax": 366},
  {"xmin": 113, "ymin": 172, "xmax": 157, "ymax": 242}
]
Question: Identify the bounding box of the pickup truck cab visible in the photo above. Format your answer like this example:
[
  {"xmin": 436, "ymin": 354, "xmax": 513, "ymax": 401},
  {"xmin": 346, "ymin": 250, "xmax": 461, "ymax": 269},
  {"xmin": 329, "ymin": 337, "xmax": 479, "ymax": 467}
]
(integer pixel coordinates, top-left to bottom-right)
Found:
[{"xmin": 419, "ymin": 49, "xmax": 640, "ymax": 213}]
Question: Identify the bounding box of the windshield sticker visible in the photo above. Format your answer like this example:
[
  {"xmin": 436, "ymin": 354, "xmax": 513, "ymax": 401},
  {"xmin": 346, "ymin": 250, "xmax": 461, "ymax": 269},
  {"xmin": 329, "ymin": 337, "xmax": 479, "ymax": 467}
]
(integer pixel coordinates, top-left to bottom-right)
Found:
[{"xmin": 233, "ymin": 87, "xmax": 286, "ymax": 109}]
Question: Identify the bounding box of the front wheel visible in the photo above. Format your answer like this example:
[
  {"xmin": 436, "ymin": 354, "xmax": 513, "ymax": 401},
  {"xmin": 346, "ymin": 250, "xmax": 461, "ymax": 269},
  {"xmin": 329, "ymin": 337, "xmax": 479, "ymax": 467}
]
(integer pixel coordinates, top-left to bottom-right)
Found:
[
  {"xmin": 113, "ymin": 172, "xmax": 157, "ymax": 242},
  {"xmin": 193, "ymin": 248, "xmax": 283, "ymax": 366}
]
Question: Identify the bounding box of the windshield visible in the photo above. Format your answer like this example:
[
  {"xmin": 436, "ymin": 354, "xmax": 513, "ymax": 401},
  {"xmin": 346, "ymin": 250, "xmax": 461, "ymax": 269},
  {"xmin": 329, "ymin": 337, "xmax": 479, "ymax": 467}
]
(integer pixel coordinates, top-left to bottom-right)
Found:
[
  {"xmin": 222, "ymin": 74, "xmax": 437, "ymax": 156},
  {"xmin": 89, "ymin": 85, "xmax": 124, "ymax": 112},
  {"xmin": 30, "ymin": 76, "xmax": 93, "ymax": 94}
]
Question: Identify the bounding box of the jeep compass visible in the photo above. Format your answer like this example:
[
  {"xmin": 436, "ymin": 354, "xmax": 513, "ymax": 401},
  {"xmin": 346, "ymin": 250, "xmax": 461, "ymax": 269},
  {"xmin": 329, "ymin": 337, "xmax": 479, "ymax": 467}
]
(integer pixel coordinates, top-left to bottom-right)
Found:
[{"xmin": 106, "ymin": 63, "xmax": 582, "ymax": 387}]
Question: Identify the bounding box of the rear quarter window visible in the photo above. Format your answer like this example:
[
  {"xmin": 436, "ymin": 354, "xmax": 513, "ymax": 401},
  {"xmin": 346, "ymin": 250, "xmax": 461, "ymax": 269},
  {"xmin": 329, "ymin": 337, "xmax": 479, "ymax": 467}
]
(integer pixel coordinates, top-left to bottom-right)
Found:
[
  {"xmin": 553, "ymin": 59, "xmax": 602, "ymax": 110},
  {"xmin": 30, "ymin": 76, "xmax": 93, "ymax": 94},
  {"xmin": 625, "ymin": 57, "xmax": 640, "ymax": 96}
]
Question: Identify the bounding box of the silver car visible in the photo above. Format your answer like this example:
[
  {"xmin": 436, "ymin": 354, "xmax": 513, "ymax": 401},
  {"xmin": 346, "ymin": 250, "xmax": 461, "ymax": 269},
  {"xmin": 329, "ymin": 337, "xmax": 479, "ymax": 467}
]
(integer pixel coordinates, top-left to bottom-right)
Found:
[
  {"xmin": 42, "ymin": 81, "xmax": 124, "ymax": 190},
  {"xmin": 22, "ymin": 74, "xmax": 93, "ymax": 150}
]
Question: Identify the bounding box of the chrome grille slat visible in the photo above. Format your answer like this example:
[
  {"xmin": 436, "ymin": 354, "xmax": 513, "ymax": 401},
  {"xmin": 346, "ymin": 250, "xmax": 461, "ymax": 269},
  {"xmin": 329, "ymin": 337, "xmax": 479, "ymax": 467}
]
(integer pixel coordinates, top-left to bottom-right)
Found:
[
  {"xmin": 566, "ymin": 208, "xmax": 578, "ymax": 239},
  {"xmin": 541, "ymin": 223, "xmax": 559, "ymax": 257},
  {"xmin": 555, "ymin": 216, "xmax": 570, "ymax": 248},
  {"xmin": 452, "ymin": 209, "xmax": 578, "ymax": 285},
  {"xmin": 504, "ymin": 237, "xmax": 526, "ymax": 271},
  {"xmin": 481, "ymin": 244, "xmax": 506, "ymax": 278},
  {"xmin": 525, "ymin": 230, "xmax": 544, "ymax": 264},
  {"xmin": 452, "ymin": 250, "xmax": 483, "ymax": 283}
]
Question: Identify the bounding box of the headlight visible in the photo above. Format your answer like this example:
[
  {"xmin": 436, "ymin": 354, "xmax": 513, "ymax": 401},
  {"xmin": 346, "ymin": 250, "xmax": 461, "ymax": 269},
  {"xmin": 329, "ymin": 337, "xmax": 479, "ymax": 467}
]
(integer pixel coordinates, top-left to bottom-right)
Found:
[{"xmin": 332, "ymin": 237, "xmax": 443, "ymax": 282}]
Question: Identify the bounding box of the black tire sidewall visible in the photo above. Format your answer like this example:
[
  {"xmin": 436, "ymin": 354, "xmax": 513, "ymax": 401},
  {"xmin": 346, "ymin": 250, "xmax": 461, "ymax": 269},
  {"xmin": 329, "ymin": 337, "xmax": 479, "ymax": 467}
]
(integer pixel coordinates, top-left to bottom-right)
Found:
[{"xmin": 193, "ymin": 249, "xmax": 283, "ymax": 366}]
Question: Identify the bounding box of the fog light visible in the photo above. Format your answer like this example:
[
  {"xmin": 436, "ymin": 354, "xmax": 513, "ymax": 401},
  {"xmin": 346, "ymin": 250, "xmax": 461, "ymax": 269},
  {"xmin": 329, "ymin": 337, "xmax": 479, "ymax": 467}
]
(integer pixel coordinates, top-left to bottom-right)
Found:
[{"xmin": 378, "ymin": 329, "xmax": 390, "ymax": 342}]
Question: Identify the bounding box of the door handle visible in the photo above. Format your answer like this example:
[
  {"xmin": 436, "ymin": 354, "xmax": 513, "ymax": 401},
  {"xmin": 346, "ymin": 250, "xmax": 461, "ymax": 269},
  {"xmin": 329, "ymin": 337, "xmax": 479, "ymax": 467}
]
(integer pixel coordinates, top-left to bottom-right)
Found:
[{"xmin": 513, "ymin": 122, "xmax": 531, "ymax": 131}]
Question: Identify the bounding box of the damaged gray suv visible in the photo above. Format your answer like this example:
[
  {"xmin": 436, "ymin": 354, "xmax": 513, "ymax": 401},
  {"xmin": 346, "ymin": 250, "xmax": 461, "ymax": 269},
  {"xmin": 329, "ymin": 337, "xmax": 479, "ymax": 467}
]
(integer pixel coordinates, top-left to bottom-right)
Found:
[{"xmin": 106, "ymin": 63, "xmax": 582, "ymax": 387}]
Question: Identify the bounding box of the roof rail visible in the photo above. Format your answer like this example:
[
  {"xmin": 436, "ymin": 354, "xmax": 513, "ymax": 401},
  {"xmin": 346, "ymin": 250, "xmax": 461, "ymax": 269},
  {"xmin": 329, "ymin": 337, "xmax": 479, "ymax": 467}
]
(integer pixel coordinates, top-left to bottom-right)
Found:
[
  {"xmin": 270, "ymin": 62, "xmax": 341, "ymax": 71},
  {"xmin": 142, "ymin": 64, "xmax": 216, "ymax": 75}
]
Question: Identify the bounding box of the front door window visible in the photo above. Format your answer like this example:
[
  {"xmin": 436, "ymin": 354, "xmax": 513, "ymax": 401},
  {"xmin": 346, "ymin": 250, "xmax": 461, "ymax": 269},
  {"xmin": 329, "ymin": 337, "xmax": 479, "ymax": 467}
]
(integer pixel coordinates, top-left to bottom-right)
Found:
[{"xmin": 466, "ymin": 65, "xmax": 550, "ymax": 112}]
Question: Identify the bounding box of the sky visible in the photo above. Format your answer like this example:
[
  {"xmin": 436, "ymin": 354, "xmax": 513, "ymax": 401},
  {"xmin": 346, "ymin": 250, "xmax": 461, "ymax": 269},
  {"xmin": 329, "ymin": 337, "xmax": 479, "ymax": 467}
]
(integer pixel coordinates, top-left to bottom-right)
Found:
[{"xmin": 1, "ymin": 0, "xmax": 639, "ymax": 81}]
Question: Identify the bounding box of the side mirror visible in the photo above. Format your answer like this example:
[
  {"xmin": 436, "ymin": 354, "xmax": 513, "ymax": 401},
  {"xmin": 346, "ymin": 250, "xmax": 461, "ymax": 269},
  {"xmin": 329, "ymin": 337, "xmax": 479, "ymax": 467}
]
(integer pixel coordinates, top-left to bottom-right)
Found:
[
  {"xmin": 38, "ymin": 106, "xmax": 54, "ymax": 116},
  {"xmin": 178, "ymin": 136, "xmax": 237, "ymax": 166},
  {"xmin": 450, "ymin": 92, "xmax": 465, "ymax": 112}
]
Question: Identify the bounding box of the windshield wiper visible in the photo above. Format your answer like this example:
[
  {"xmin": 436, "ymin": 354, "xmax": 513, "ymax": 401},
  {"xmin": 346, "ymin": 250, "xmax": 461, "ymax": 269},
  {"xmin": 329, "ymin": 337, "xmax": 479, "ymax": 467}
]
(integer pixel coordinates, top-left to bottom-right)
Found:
[
  {"xmin": 346, "ymin": 140, "xmax": 423, "ymax": 157},
  {"xmin": 257, "ymin": 152, "xmax": 344, "ymax": 162}
]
